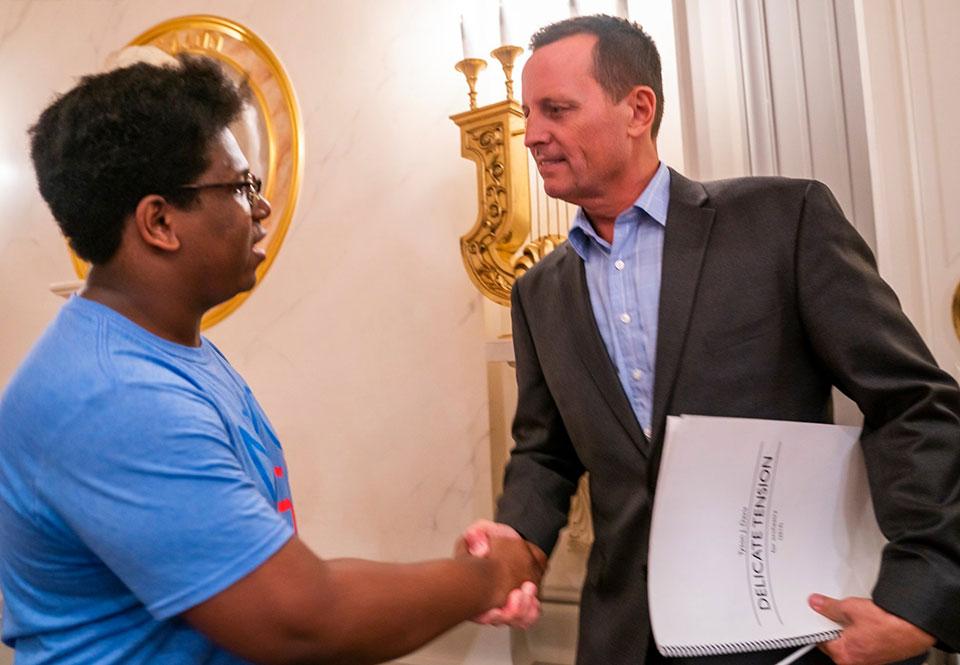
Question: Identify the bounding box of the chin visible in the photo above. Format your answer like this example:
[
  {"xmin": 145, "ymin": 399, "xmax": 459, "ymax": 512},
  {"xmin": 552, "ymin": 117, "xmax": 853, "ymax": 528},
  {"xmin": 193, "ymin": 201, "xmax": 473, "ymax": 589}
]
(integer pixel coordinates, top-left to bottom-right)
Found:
[
  {"xmin": 214, "ymin": 276, "xmax": 256, "ymax": 306},
  {"xmin": 540, "ymin": 174, "xmax": 577, "ymax": 200},
  {"xmin": 542, "ymin": 181, "xmax": 567, "ymax": 199}
]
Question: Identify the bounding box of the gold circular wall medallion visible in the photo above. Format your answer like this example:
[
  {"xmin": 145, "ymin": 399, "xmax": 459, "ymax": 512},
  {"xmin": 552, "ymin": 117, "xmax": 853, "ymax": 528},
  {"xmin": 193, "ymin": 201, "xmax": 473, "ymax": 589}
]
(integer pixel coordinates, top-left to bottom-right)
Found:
[
  {"xmin": 953, "ymin": 281, "xmax": 960, "ymax": 343},
  {"xmin": 69, "ymin": 15, "xmax": 303, "ymax": 329}
]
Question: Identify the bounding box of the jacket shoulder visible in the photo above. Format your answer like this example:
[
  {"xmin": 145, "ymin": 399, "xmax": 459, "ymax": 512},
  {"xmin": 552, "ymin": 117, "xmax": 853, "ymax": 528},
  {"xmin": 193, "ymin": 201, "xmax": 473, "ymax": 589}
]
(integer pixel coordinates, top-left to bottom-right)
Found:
[{"xmin": 699, "ymin": 175, "xmax": 819, "ymax": 207}]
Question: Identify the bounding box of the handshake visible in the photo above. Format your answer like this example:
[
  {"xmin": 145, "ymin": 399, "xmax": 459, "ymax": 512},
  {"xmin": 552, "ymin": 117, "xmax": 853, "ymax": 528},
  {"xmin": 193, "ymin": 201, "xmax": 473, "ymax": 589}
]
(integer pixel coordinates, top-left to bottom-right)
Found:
[{"xmin": 454, "ymin": 519, "xmax": 548, "ymax": 629}]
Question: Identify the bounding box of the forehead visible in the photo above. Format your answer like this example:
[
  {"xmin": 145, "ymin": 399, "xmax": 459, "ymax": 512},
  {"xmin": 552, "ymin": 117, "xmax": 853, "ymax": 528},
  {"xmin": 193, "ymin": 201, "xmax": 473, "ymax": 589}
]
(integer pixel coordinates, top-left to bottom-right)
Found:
[
  {"xmin": 522, "ymin": 33, "xmax": 598, "ymax": 98},
  {"xmin": 203, "ymin": 128, "xmax": 249, "ymax": 176}
]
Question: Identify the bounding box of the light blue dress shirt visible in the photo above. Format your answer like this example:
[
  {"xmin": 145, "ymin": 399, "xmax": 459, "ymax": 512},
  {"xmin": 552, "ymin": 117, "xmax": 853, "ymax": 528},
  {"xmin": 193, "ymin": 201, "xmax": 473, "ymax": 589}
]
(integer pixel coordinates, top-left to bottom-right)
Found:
[{"xmin": 566, "ymin": 162, "xmax": 671, "ymax": 438}]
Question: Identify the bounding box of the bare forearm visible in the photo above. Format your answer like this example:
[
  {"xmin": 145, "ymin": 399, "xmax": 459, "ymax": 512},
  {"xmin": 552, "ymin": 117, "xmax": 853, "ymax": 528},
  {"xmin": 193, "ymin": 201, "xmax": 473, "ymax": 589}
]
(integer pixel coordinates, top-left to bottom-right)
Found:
[
  {"xmin": 186, "ymin": 537, "xmax": 514, "ymax": 665},
  {"xmin": 302, "ymin": 557, "xmax": 500, "ymax": 664}
]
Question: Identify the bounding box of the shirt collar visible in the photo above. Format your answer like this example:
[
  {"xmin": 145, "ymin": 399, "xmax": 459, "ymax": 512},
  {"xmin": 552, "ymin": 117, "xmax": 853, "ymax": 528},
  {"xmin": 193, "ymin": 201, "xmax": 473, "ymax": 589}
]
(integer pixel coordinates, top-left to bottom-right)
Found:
[{"xmin": 567, "ymin": 162, "xmax": 671, "ymax": 258}]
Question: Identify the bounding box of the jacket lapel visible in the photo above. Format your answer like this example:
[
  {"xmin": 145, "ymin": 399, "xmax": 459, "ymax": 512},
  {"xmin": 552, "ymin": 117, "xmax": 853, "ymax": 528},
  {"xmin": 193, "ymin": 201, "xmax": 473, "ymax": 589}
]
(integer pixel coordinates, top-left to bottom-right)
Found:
[
  {"xmin": 650, "ymin": 169, "xmax": 715, "ymax": 443},
  {"xmin": 560, "ymin": 244, "xmax": 651, "ymax": 457}
]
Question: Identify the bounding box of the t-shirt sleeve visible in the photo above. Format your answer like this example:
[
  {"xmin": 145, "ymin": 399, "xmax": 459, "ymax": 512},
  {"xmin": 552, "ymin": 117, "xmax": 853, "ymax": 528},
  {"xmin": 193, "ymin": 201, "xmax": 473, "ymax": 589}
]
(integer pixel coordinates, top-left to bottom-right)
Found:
[{"xmin": 39, "ymin": 382, "xmax": 295, "ymax": 620}]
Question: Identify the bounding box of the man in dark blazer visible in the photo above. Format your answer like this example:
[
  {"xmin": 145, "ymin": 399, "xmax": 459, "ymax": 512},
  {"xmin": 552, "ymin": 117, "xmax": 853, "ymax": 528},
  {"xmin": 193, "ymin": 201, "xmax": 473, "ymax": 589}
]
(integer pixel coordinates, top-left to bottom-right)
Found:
[{"xmin": 463, "ymin": 15, "xmax": 960, "ymax": 665}]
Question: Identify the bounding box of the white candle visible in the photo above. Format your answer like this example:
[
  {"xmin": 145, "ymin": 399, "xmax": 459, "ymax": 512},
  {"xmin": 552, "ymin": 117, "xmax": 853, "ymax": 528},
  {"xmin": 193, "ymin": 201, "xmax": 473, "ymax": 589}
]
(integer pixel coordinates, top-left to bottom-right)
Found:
[
  {"xmin": 499, "ymin": 0, "xmax": 514, "ymax": 46},
  {"xmin": 460, "ymin": 14, "xmax": 479, "ymax": 60},
  {"xmin": 616, "ymin": 0, "xmax": 629, "ymax": 19},
  {"xmin": 569, "ymin": 0, "xmax": 580, "ymax": 17}
]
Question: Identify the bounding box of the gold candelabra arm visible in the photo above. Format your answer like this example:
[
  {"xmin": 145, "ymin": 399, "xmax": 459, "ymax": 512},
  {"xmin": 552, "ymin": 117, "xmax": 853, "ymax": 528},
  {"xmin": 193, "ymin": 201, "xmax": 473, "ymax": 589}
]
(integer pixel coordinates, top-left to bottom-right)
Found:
[
  {"xmin": 455, "ymin": 58, "xmax": 487, "ymax": 110},
  {"xmin": 490, "ymin": 45, "xmax": 523, "ymax": 101}
]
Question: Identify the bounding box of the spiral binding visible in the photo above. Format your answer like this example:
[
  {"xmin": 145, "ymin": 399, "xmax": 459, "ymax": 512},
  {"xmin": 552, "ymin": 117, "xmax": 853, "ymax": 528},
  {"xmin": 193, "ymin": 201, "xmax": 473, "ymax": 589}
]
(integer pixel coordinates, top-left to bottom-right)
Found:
[{"xmin": 657, "ymin": 630, "xmax": 841, "ymax": 658}]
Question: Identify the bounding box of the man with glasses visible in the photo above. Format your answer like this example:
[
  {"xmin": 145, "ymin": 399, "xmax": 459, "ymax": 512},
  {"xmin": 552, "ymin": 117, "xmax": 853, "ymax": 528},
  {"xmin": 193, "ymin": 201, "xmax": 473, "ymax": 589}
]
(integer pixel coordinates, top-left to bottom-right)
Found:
[{"xmin": 0, "ymin": 54, "xmax": 539, "ymax": 664}]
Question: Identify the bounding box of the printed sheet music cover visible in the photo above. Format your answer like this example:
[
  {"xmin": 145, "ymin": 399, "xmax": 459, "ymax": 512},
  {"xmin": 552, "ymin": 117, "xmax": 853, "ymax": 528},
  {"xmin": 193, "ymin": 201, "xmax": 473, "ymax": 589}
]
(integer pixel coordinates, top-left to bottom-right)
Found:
[{"xmin": 648, "ymin": 416, "xmax": 886, "ymax": 657}]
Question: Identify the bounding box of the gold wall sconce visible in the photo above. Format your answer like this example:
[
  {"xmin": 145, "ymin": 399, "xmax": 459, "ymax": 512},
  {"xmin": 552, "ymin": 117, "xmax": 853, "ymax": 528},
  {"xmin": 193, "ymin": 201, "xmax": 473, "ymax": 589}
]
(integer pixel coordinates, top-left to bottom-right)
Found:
[{"xmin": 451, "ymin": 46, "xmax": 570, "ymax": 307}]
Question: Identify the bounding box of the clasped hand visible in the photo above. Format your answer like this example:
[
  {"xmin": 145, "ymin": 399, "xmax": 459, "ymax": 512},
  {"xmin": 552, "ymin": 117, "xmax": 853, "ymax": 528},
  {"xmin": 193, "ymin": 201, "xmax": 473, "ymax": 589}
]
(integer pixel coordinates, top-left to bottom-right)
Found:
[{"xmin": 455, "ymin": 519, "xmax": 547, "ymax": 629}]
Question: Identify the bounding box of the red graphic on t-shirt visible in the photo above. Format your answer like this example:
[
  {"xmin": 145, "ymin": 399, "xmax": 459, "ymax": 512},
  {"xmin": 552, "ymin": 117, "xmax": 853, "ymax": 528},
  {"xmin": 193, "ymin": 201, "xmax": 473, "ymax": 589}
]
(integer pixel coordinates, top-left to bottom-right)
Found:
[{"xmin": 277, "ymin": 497, "xmax": 297, "ymax": 532}]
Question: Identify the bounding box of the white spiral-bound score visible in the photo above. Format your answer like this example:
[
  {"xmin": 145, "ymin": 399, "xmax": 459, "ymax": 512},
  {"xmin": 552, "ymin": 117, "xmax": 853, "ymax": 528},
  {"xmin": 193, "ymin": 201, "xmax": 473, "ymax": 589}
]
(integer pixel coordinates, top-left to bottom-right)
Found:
[{"xmin": 648, "ymin": 416, "xmax": 886, "ymax": 657}]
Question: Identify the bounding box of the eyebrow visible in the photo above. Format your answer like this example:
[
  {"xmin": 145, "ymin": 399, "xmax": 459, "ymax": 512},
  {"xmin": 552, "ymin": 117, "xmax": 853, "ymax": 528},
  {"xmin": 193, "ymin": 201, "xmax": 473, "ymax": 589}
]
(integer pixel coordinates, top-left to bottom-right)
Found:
[{"xmin": 535, "ymin": 97, "xmax": 576, "ymax": 109}]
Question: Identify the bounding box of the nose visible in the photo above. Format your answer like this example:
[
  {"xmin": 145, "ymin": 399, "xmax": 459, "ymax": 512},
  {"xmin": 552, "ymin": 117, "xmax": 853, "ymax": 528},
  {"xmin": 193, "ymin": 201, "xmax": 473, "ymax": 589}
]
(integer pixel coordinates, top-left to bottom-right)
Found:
[
  {"xmin": 251, "ymin": 193, "xmax": 272, "ymax": 221},
  {"xmin": 524, "ymin": 112, "xmax": 548, "ymax": 150}
]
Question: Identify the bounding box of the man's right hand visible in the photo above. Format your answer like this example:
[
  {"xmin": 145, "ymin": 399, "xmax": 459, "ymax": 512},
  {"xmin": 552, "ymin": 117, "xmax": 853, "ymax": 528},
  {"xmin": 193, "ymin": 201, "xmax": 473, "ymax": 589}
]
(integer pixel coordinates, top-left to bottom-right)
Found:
[{"xmin": 457, "ymin": 519, "xmax": 548, "ymax": 629}]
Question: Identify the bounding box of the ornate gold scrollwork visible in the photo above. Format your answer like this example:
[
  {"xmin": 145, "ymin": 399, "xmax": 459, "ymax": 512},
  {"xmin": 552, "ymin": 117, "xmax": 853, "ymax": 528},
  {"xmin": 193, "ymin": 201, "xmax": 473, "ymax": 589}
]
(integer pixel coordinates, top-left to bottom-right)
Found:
[
  {"xmin": 514, "ymin": 234, "xmax": 567, "ymax": 278},
  {"xmin": 451, "ymin": 100, "xmax": 531, "ymax": 306},
  {"xmin": 451, "ymin": 98, "xmax": 569, "ymax": 306},
  {"xmin": 565, "ymin": 475, "xmax": 595, "ymax": 549}
]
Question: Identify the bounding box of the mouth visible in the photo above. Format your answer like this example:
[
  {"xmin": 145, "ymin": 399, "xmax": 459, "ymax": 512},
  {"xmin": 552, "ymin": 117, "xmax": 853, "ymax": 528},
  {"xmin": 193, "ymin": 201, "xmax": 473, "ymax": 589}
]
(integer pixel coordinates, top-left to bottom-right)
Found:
[
  {"xmin": 251, "ymin": 224, "xmax": 267, "ymax": 261},
  {"xmin": 536, "ymin": 157, "xmax": 566, "ymax": 172},
  {"xmin": 251, "ymin": 241, "xmax": 267, "ymax": 263}
]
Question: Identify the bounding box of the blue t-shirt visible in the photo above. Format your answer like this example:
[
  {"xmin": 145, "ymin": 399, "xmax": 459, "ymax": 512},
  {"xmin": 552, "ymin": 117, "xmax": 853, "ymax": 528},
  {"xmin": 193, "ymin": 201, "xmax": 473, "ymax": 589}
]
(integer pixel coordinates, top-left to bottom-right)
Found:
[{"xmin": 0, "ymin": 296, "xmax": 296, "ymax": 664}]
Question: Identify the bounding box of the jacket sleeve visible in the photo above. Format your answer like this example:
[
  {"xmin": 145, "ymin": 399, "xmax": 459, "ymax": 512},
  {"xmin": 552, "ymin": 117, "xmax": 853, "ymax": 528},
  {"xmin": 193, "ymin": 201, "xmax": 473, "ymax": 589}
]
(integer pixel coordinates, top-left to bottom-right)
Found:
[
  {"xmin": 494, "ymin": 278, "xmax": 586, "ymax": 557},
  {"xmin": 796, "ymin": 180, "xmax": 960, "ymax": 650}
]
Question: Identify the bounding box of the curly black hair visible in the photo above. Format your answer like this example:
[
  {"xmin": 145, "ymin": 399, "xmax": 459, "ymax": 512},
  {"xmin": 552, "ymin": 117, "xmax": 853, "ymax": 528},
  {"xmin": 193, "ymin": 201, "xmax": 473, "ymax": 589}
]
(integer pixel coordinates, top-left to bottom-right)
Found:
[
  {"xmin": 29, "ymin": 54, "xmax": 248, "ymax": 264},
  {"xmin": 530, "ymin": 15, "xmax": 664, "ymax": 138}
]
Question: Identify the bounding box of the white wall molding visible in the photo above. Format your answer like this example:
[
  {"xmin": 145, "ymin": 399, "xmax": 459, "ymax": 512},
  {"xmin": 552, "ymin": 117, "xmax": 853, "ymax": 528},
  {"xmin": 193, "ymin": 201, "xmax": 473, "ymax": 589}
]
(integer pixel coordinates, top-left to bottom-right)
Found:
[
  {"xmin": 734, "ymin": 0, "xmax": 778, "ymax": 175},
  {"xmin": 673, "ymin": 0, "xmax": 750, "ymax": 181},
  {"xmin": 854, "ymin": 0, "xmax": 960, "ymax": 376},
  {"xmin": 675, "ymin": 0, "xmax": 875, "ymax": 242}
]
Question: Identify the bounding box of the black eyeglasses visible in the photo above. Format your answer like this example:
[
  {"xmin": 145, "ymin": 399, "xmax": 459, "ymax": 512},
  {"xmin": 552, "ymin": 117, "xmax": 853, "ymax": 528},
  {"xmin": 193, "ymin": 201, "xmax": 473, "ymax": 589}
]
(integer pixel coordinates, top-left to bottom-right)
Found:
[{"xmin": 177, "ymin": 172, "xmax": 263, "ymax": 207}]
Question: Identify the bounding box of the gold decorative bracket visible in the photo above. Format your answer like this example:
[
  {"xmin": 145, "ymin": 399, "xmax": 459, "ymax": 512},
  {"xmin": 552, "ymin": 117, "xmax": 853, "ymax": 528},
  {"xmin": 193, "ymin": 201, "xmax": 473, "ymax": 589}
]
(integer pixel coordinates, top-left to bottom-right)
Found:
[
  {"xmin": 452, "ymin": 45, "xmax": 570, "ymax": 307},
  {"xmin": 450, "ymin": 100, "xmax": 531, "ymax": 307}
]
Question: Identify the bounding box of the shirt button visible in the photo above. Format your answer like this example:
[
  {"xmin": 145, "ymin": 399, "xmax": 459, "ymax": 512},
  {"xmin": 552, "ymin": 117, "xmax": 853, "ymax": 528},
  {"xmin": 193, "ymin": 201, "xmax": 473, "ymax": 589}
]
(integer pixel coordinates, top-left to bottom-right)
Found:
[
  {"xmin": 615, "ymin": 259, "xmax": 625, "ymax": 270},
  {"xmin": 620, "ymin": 313, "xmax": 631, "ymax": 324},
  {"xmin": 632, "ymin": 368, "xmax": 643, "ymax": 381}
]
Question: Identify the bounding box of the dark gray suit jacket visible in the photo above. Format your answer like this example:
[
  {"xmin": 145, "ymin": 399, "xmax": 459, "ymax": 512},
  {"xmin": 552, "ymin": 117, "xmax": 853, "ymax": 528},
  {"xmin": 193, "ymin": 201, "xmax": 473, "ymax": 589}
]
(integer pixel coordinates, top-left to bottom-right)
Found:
[{"xmin": 496, "ymin": 170, "xmax": 960, "ymax": 664}]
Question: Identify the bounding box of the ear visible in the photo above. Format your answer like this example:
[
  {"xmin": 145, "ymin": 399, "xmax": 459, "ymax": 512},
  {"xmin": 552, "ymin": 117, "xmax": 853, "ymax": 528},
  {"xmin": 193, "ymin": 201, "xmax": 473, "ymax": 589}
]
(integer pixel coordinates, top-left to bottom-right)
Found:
[
  {"xmin": 133, "ymin": 194, "xmax": 181, "ymax": 253},
  {"xmin": 624, "ymin": 85, "xmax": 657, "ymax": 139}
]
